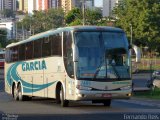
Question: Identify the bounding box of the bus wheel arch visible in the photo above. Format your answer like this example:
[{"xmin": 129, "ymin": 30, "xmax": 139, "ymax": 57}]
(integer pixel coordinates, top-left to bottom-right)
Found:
[
  {"xmin": 12, "ymin": 82, "xmax": 19, "ymax": 100},
  {"xmin": 12, "ymin": 82, "xmax": 16, "ymax": 98},
  {"xmin": 55, "ymin": 82, "xmax": 62, "ymax": 104}
]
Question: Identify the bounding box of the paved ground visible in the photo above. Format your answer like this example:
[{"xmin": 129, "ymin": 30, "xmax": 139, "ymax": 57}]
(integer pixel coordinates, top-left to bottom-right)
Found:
[
  {"xmin": 0, "ymin": 92, "xmax": 160, "ymax": 120},
  {"xmin": 0, "ymin": 70, "xmax": 159, "ymax": 120}
]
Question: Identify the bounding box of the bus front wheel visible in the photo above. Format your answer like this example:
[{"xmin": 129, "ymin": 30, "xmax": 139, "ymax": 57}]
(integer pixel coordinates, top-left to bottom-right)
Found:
[
  {"xmin": 60, "ymin": 86, "xmax": 69, "ymax": 107},
  {"xmin": 103, "ymin": 99, "xmax": 111, "ymax": 107}
]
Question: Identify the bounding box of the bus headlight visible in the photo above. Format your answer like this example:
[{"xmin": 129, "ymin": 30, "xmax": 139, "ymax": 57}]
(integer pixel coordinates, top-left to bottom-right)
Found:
[
  {"xmin": 120, "ymin": 86, "xmax": 131, "ymax": 90},
  {"xmin": 76, "ymin": 85, "xmax": 92, "ymax": 91}
]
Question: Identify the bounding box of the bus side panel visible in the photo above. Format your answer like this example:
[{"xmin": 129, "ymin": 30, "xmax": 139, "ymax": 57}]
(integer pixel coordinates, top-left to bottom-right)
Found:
[
  {"xmin": 15, "ymin": 60, "xmax": 44, "ymax": 97},
  {"xmin": 65, "ymin": 76, "xmax": 76, "ymax": 100},
  {"xmin": 44, "ymin": 57, "xmax": 65, "ymax": 98}
]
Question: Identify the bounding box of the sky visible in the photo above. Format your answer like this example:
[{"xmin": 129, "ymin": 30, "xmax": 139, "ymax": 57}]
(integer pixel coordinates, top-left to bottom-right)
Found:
[{"xmin": 95, "ymin": 0, "xmax": 103, "ymax": 7}]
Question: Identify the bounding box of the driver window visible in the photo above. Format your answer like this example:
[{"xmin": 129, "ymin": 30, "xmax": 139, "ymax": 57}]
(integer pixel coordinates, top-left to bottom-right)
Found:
[{"xmin": 63, "ymin": 31, "xmax": 74, "ymax": 78}]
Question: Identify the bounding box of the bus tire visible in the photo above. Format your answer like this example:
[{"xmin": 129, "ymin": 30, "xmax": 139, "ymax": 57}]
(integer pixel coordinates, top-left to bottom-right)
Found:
[
  {"xmin": 103, "ymin": 99, "xmax": 111, "ymax": 107},
  {"xmin": 18, "ymin": 84, "xmax": 25, "ymax": 101},
  {"xmin": 60, "ymin": 86, "xmax": 69, "ymax": 107},
  {"xmin": 13, "ymin": 84, "xmax": 19, "ymax": 101},
  {"xmin": 56, "ymin": 84, "xmax": 61, "ymax": 104}
]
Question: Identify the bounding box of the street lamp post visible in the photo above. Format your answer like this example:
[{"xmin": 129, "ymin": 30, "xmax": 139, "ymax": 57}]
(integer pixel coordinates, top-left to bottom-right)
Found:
[
  {"xmin": 130, "ymin": 23, "xmax": 133, "ymax": 78},
  {"xmin": 82, "ymin": 0, "xmax": 85, "ymax": 26},
  {"xmin": 130, "ymin": 24, "xmax": 133, "ymax": 46}
]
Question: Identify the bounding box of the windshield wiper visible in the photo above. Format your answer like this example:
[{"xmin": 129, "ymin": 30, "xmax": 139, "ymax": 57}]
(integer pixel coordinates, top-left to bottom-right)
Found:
[
  {"xmin": 110, "ymin": 65, "xmax": 120, "ymax": 79},
  {"xmin": 92, "ymin": 57, "xmax": 104, "ymax": 80}
]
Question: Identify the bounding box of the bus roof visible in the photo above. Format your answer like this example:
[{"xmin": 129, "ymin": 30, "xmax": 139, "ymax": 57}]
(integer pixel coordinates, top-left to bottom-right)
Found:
[{"xmin": 6, "ymin": 26, "xmax": 124, "ymax": 48}]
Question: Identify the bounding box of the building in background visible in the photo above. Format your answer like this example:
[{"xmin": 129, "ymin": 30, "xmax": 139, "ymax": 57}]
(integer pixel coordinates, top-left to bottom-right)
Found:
[
  {"xmin": 60, "ymin": 0, "xmax": 94, "ymax": 13},
  {"xmin": 18, "ymin": 0, "xmax": 28, "ymax": 12},
  {"xmin": 103, "ymin": 0, "xmax": 118, "ymax": 17},
  {"xmin": 28, "ymin": 0, "xmax": 37, "ymax": 14},
  {"xmin": 0, "ymin": 19, "xmax": 16, "ymax": 40},
  {"xmin": 37, "ymin": 0, "xmax": 49, "ymax": 10},
  {"xmin": 85, "ymin": 0, "xmax": 94, "ymax": 9},
  {"xmin": 0, "ymin": 0, "xmax": 4, "ymax": 11},
  {"xmin": 4, "ymin": 0, "xmax": 16, "ymax": 11},
  {"xmin": 17, "ymin": 0, "xmax": 95, "ymax": 14},
  {"xmin": 0, "ymin": 0, "xmax": 16, "ymax": 11}
]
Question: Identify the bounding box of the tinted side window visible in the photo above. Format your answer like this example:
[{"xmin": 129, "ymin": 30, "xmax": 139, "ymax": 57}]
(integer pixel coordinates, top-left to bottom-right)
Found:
[
  {"xmin": 34, "ymin": 39, "xmax": 42, "ymax": 58},
  {"xmin": 26, "ymin": 42, "xmax": 33, "ymax": 60},
  {"xmin": 5, "ymin": 48, "xmax": 11, "ymax": 63},
  {"xmin": 19, "ymin": 44, "xmax": 25, "ymax": 61},
  {"xmin": 42, "ymin": 37, "xmax": 51, "ymax": 57},
  {"xmin": 11, "ymin": 46, "xmax": 18, "ymax": 62},
  {"xmin": 50, "ymin": 33, "xmax": 62, "ymax": 56}
]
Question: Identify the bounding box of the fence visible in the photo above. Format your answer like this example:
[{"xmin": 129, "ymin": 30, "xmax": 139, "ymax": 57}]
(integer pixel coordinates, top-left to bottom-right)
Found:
[{"xmin": 133, "ymin": 58, "xmax": 160, "ymax": 73}]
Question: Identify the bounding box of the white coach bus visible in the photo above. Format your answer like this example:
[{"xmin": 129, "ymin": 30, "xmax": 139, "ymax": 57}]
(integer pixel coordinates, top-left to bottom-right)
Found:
[{"xmin": 5, "ymin": 26, "xmax": 132, "ymax": 107}]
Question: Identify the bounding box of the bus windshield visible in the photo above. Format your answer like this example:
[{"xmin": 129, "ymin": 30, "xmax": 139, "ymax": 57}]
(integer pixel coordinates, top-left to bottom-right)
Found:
[{"xmin": 74, "ymin": 31, "xmax": 130, "ymax": 80}]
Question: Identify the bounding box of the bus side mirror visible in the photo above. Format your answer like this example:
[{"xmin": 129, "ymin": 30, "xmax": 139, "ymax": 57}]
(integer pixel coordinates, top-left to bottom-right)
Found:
[
  {"xmin": 128, "ymin": 45, "xmax": 132, "ymax": 49},
  {"xmin": 73, "ymin": 46, "xmax": 79, "ymax": 62}
]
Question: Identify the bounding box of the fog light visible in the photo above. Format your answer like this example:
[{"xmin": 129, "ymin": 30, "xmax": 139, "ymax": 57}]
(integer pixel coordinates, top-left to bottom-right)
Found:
[
  {"xmin": 77, "ymin": 94, "xmax": 85, "ymax": 97},
  {"xmin": 127, "ymin": 93, "xmax": 132, "ymax": 97}
]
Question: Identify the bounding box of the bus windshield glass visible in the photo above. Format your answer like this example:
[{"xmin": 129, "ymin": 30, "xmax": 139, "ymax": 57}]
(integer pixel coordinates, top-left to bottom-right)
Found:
[{"xmin": 74, "ymin": 31, "xmax": 130, "ymax": 80}]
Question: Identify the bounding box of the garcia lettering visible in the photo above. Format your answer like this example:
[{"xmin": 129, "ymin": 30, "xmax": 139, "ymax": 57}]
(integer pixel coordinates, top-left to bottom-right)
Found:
[{"xmin": 22, "ymin": 60, "xmax": 47, "ymax": 71}]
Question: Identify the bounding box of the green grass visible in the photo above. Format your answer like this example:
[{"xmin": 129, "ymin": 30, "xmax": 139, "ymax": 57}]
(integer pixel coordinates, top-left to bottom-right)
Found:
[{"xmin": 133, "ymin": 88, "xmax": 160, "ymax": 99}]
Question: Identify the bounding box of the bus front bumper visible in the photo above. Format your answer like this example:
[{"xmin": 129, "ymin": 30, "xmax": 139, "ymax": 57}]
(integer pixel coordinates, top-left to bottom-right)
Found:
[{"xmin": 75, "ymin": 90, "xmax": 132, "ymax": 101}]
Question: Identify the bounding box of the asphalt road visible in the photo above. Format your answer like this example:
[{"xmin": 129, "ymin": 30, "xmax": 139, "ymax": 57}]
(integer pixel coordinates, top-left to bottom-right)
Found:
[
  {"xmin": 0, "ymin": 70, "xmax": 159, "ymax": 120},
  {"xmin": 0, "ymin": 92, "xmax": 160, "ymax": 120}
]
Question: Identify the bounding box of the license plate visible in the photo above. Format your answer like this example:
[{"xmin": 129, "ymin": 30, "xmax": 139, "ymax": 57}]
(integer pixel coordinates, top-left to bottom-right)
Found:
[{"xmin": 102, "ymin": 93, "xmax": 112, "ymax": 98}]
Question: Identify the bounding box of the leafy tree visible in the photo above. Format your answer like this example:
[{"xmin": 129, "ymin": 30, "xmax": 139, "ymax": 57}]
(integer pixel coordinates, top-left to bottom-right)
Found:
[
  {"xmin": 17, "ymin": 8, "xmax": 65, "ymax": 35},
  {"xmin": 114, "ymin": 0, "xmax": 160, "ymax": 52},
  {"xmin": 1, "ymin": 9, "xmax": 15, "ymax": 18},
  {"xmin": 0, "ymin": 29, "xmax": 7, "ymax": 48},
  {"xmin": 65, "ymin": 8, "xmax": 82, "ymax": 25},
  {"xmin": 65, "ymin": 8, "xmax": 102, "ymax": 26},
  {"xmin": 85, "ymin": 8, "xmax": 102, "ymax": 25}
]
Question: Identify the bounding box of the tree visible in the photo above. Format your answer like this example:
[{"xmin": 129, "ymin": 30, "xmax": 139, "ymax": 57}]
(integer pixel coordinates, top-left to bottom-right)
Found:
[
  {"xmin": 114, "ymin": 0, "xmax": 160, "ymax": 52},
  {"xmin": 65, "ymin": 8, "xmax": 102, "ymax": 26},
  {"xmin": 1, "ymin": 9, "xmax": 15, "ymax": 18},
  {"xmin": 17, "ymin": 8, "xmax": 65, "ymax": 35},
  {"xmin": 0, "ymin": 29, "xmax": 7, "ymax": 48}
]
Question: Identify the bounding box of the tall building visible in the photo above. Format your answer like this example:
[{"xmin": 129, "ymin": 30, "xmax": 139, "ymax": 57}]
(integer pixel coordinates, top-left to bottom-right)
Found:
[
  {"xmin": 4, "ymin": 0, "xmax": 16, "ymax": 11},
  {"xmin": 19, "ymin": 0, "xmax": 28, "ymax": 12},
  {"xmin": 37, "ymin": 0, "xmax": 49, "ymax": 10},
  {"xmin": 103, "ymin": 0, "xmax": 118, "ymax": 17},
  {"xmin": 60, "ymin": 0, "xmax": 94, "ymax": 13},
  {"xmin": 85, "ymin": 0, "xmax": 94, "ymax": 9},
  {"xmin": 28, "ymin": 0, "xmax": 37, "ymax": 14},
  {"xmin": 0, "ymin": 0, "xmax": 4, "ymax": 11},
  {"xmin": 48, "ymin": 0, "xmax": 60, "ymax": 9},
  {"xmin": 61, "ymin": 0, "xmax": 72, "ymax": 13},
  {"xmin": 0, "ymin": 0, "xmax": 16, "ymax": 11}
]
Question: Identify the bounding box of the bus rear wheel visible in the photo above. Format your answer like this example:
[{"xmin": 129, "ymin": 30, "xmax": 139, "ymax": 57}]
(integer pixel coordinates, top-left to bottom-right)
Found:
[
  {"xmin": 60, "ymin": 86, "xmax": 69, "ymax": 107},
  {"xmin": 13, "ymin": 85, "xmax": 19, "ymax": 101},
  {"xmin": 17, "ymin": 84, "xmax": 31, "ymax": 101},
  {"xmin": 17, "ymin": 84, "xmax": 25, "ymax": 101}
]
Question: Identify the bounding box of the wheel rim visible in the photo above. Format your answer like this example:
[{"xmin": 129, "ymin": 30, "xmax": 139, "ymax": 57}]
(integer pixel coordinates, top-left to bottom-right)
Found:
[
  {"xmin": 60, "ymin": 89, "xmax": 63, "ymax": 102},
  {"xmin": 18, "ymin": 85, "xmax": 22, "ymax": 100},
  {"xmin": 14, "ymin": 86, "xmax": 18, "ymax": 99}
]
